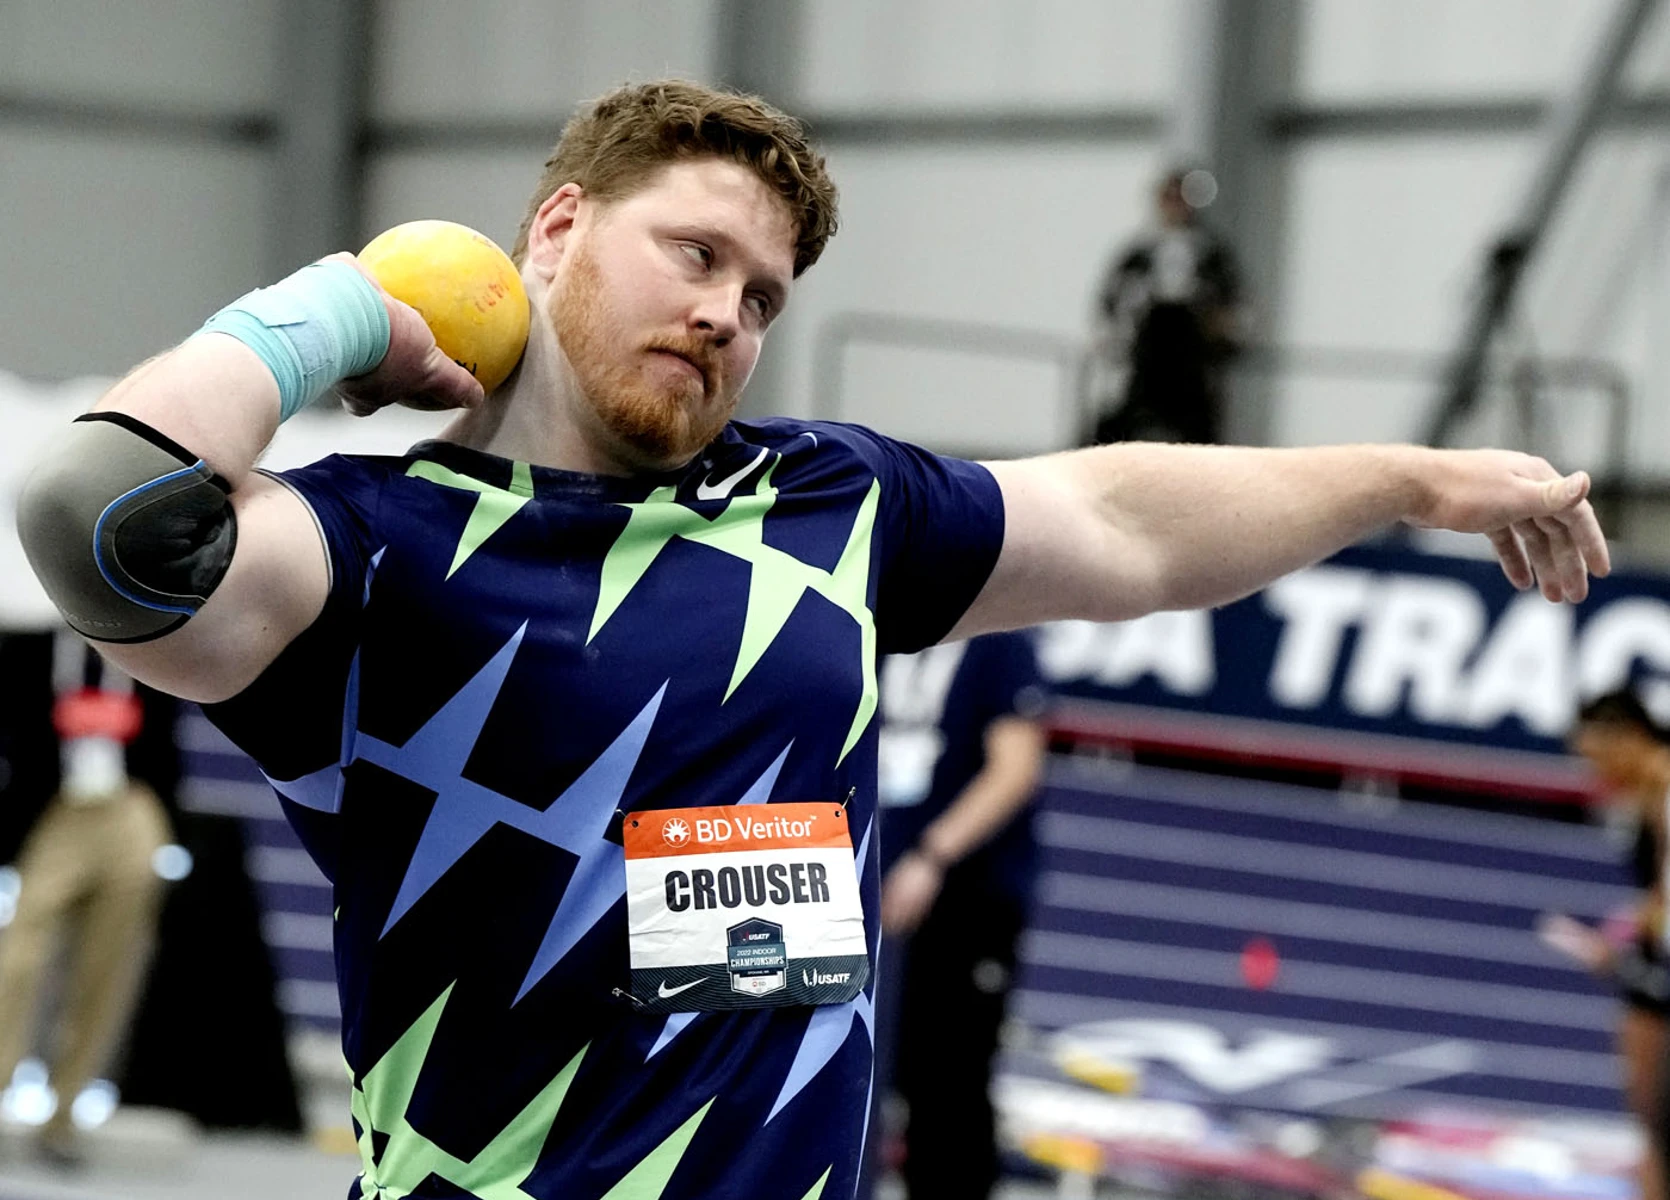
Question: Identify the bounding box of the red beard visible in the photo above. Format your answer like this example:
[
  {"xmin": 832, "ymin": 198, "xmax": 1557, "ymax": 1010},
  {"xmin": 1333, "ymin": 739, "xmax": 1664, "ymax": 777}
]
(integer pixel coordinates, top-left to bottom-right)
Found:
[{"xmin": 552, "ymin": 247, "xmax": 735, "ymax": 467}]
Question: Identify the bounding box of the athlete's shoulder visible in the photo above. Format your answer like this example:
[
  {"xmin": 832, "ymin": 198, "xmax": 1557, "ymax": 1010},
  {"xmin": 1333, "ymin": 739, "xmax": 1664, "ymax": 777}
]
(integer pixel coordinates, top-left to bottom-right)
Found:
[
  {"xmin": 271, "ymin": 450, "xmax": 409, "ymax": 493},
  {"xmin": 264, "ymin": 448, "xmax": 448, "ymax": 544},
  {"xmin": 725, "ymin": 417, "xmax": 949, "ymax": 476},
  {"xmin": 272, "ymin": 442, "xmax": 494, "ymax": 503}
]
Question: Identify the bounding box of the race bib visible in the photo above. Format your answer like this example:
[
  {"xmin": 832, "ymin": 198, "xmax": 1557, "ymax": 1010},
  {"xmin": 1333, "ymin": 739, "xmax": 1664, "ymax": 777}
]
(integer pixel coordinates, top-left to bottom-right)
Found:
[{"xmin": 624, "ymin": 802, "xmax": 868, "ymax": 1013}]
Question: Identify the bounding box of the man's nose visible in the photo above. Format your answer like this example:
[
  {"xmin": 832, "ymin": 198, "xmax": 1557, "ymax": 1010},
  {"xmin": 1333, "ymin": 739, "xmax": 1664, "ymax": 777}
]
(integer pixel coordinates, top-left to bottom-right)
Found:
[{"xmin": 689, "ymin": 284, "xmax": 741, "ymax": 347}]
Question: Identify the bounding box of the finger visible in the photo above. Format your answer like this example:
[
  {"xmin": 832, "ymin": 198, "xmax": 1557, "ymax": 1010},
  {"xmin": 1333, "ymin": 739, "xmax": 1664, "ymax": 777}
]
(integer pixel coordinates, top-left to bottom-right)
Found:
[
  {"xmin": 1534, "ymin": 515, "xmax": 1589, "ymax": 603},
  {"xmin": 319, "ymin": 249, "xmax": 363, "ymax": 270},
  {"xmin": 1514, "ymin": 517, "xmax": 1563, "ymax": 602},
  {"xmin": 337, "ymin": 385, "xmax": 379, "ymax": 419},
  {"xmin": 1487, "ymin": 527, "xmax": 1533, "ymax": 590},
  {"xmin": 1538, "ymin": 471, "xmax": 1589, "ymax": 516},
  {"xmin": 418, "ymin": 348, "xmax": 487, "ymax": 410},
  {"xmin": 1550, "ymin": 498, "xmax": 1612, "ymax": 579}
]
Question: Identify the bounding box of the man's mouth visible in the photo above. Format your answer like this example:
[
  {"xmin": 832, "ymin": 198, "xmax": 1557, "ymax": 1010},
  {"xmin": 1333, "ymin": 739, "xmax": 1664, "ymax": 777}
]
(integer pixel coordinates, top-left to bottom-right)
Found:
[{"xmin": 650, "ymin": 349, "xmax": 710, "ymax": 393}]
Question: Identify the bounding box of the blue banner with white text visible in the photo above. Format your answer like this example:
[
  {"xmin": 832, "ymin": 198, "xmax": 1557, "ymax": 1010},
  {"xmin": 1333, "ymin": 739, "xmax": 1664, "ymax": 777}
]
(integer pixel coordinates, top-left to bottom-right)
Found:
[{"xmin": 1038, "ymin": 541, "xmax": 1670, "ymax": 756}]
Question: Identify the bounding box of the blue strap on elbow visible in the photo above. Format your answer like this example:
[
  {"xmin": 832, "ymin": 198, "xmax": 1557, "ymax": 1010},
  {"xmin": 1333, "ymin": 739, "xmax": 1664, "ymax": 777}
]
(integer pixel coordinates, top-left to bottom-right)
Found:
[{"xmin": 195, "ymin": 261, "xmax": 391, "ymax": 422}]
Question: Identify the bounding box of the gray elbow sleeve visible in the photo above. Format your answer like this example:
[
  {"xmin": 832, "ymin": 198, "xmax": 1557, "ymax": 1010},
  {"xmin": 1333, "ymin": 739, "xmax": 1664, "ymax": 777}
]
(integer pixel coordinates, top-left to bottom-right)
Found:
[{"xmin": 16, "ymin": 412, "xmax": 237, "ymax": 643}]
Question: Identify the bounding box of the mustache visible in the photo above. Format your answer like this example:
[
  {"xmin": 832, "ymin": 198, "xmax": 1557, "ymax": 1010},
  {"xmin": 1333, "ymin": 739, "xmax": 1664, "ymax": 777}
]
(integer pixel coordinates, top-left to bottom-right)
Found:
[{"xmin": 642, "ymin": 337, "xmax": 721, "ymax": 393}]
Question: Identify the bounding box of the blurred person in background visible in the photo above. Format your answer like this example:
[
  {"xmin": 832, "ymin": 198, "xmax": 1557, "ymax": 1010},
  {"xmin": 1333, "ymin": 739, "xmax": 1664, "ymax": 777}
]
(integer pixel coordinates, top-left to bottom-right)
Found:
[
  {"xmin": 867, "ymin": 632, "xmax": 1047, "ymax": 1200},
  {"xmin": 1088, "ymin": 167, "xmax": 1245, "ymax": 446},
  {"xmin": 1537, "ymin": 687, "xmax": 1670, "ymax": 1200},
  {"xmin": 0, "ymin": 630, "xmax": 176, "ymax": 1166}
]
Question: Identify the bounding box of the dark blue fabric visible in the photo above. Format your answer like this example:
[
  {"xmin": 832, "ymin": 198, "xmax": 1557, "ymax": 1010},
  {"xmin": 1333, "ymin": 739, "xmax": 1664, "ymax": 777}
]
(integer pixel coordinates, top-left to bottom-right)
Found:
[
  {"xmin": 203, "ymin": 418, "xmax": 1005, "ymax": 1200},
  {"xmin": 877, "ymin": 631, "xmax": 1046, "ymax": 901}
]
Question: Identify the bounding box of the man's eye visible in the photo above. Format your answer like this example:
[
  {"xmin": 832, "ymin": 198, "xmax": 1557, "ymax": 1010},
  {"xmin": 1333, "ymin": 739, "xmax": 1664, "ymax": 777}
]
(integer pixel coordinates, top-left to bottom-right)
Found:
[
  {"xmin": 746, "ymin": 294, "xmax": 772, "ymax": 320},
  {"xmin": 681, "ymin": 244, "xmax": 712, "ymax": 267}
]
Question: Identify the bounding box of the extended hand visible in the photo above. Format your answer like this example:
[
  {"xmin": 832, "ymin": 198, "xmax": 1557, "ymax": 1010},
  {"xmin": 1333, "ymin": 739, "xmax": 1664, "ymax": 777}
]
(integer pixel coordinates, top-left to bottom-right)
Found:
[
  {"xmin": 1535, "ymin": 911, "xmax": 1615, "ymax": 975},
  {"xmin": 880, "ymin": 854, "xmax": 944, "ymax": 936},
  {"xmin": 325, "ymin": 253, "xmax": 486, "ymax": 417},
  {"xmin": 1405, "ymin": 449, "xmax": 1609, "ymax": 602}
]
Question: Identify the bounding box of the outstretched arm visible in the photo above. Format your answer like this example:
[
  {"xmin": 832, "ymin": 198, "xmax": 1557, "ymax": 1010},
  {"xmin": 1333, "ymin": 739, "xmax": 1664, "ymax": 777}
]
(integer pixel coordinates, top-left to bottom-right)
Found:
[{"xmin": 951, "ymin": 442, "xmax": 1609, "ymax": 638}]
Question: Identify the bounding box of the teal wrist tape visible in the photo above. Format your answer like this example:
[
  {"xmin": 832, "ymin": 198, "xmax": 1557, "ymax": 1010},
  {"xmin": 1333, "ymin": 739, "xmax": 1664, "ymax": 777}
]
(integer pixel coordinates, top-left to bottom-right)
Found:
[{"xmin": 195, "ymin": 261, "xmax": 391, "ymax": 422}]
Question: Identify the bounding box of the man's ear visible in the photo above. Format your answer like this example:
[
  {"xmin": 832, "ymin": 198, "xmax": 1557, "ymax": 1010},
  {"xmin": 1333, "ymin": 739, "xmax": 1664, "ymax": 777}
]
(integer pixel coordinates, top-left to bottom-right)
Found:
[{"xmin": 524, "ymin": 183, "xmax": 584, "ymax": 281}]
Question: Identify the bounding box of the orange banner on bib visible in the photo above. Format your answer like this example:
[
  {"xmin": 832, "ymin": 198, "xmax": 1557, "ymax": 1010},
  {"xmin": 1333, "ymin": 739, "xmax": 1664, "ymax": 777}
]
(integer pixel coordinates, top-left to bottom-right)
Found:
[{"xmin": 624, "ymin": 803, "xmax": 852, "ymax": 859}]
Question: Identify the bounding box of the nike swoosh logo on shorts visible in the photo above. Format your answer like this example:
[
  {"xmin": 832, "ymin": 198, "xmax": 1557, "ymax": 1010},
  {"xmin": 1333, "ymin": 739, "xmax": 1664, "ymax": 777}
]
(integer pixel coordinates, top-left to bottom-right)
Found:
[
  {"xmin": 695, "ymin": 447, "xmax": 769, "ymax": 500},
  {"xmin": 658, "ymin": 977, "xmax": 707, "ymax": 999}
]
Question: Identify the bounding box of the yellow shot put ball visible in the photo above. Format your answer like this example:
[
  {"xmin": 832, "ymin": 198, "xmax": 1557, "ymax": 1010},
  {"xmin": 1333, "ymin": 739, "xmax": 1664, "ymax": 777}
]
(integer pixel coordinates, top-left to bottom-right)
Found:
[{"xmin": 358, "ymin": 220, "xmax": 531, "ymax": 393}]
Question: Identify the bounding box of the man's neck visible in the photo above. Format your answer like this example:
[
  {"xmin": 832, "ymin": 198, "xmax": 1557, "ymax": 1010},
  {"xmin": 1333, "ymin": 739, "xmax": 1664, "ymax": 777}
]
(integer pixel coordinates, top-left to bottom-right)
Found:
[{"xmin": 437, "ymin": 311, "xmax": 641, "ymax": 476}]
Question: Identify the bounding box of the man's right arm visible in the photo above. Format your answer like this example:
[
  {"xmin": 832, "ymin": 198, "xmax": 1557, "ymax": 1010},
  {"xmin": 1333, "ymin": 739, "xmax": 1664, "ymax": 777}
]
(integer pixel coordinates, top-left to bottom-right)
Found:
[{"xmin": 17, "ymin": 257, "xmax": 483, "ymax": 704}]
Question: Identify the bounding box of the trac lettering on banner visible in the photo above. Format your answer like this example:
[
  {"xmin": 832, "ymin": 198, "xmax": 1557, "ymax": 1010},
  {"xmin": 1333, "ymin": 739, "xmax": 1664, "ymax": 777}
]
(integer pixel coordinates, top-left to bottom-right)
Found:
[
  {"xmin": 1039, "ymin": 564, "xmax": 1670, "ymax": 738},
  {"xmin": 664, "ymin": 862, "xmax": 831, "ymax": 911}
]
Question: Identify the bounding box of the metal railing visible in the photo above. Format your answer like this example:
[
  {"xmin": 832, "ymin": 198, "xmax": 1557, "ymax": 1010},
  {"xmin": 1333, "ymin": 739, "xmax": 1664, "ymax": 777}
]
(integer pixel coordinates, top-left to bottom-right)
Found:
[{"xmin": 810, "ymin": 311, "xmax": 1633, "ymax": 526}]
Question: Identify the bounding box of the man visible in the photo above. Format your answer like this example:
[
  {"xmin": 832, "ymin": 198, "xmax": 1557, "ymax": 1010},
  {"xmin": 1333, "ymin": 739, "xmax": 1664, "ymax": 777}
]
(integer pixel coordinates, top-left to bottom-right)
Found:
[
  {"xmin": 1090, "ymin": 167, "xmax": 1243, "ymax": 446},
  {"xmin": 870, "ymin": 632, "xmax": 1046, "ymax": 1199},
  {"xmin": 16, "ymin": 80, "xmax": 1607, "ymax": 1200},
  {"xmin": 0, "ymin": 631, "xmax": 175, "ymax": 1165},
  {"xmin": 1540, "ymin": 689, "xmax": 1670, "ymax": 1200}
]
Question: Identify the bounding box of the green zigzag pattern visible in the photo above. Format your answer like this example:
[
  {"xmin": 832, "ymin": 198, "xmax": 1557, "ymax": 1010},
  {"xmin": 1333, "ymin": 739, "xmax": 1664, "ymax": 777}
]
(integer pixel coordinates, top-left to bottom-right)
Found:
[
  {"xmin": 599, "ymin": 1098, "xmax": 714, "ymax": 1200},
  {"xmin": 407, "ymin": 459, "xmax": 536, "ymax": 578},
  {"xmin": 407, "ymin": 451, "xmax": 882, "ymax": 762},
  {"xmin": 588, "ymin": 460, "xmax": 880, "ymax": 764},
  {"xmin": 348, "ymin": 985, "xmax": 712, "ymax": 1199}
]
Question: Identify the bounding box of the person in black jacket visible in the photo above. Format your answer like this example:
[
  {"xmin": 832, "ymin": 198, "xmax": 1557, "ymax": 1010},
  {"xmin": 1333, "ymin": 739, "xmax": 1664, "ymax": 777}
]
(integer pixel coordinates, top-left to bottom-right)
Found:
[
  {"xmin": 866, "ymin": 632, "xmax": 1048, "ymax": 1199},
  {"xmin": 1089, "ymin": 167, "xmax": 1244, "ymax": 446}
]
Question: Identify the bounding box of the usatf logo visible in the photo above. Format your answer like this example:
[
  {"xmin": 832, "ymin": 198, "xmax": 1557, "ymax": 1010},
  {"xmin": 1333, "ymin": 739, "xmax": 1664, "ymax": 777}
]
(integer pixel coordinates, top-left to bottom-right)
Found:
[
  {"xmin": 803, "ymin": 968, "xmax": 852, "ymax": 986},
  {"xmin": 662, "ymin": 817, "xmax": 691, "ymax": 848}
]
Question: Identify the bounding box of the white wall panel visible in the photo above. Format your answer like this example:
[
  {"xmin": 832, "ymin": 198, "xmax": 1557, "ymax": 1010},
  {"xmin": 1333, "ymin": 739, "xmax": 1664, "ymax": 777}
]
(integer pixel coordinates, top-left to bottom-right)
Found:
[
  {"xmin": 371, "ymin": 0, "xmax": 719, "ymax": 122},
  {"xmin": 1521, "ymin": 134, "xmax": 1670, "ymax": 478},
  {"xmin": 0, "ymin": 0, "xmax": 279, "ymax": 112},
  {"xmin": 1522, "ymin": 135, "xmax": 1666, "ymax": 358},
  {"xmin": 1278, "ymin": 135, "xmax": 1534, "ymax": 354},
  {"xmin": 1272, "ymin": 128, "xmax": 1670, "ymax": 479},
  {"xmin": 0, "ymin": 125, "xmax": 268, "ymax": 380},
  {"xmin": 1296, "ymin": 0, "xmax": 1610, "ymax": 102},
  {"xmin": 363, "ymin": 149, "xmax": 546, "ymax": 251},
  {"xmin": 1271, "ymin": 134, "xmax": 1533, "ymax": 447},
  {"xmin": 798, "ymin": 0, "xmax": 1180, "ymax": 111},
  {"xmin": 765, "ymin": 141, "xmax": 1164, "ymax": 456},
  {"xmin": 1622, "ymin": 3, "xmax": 1670, "ymax": 90}
]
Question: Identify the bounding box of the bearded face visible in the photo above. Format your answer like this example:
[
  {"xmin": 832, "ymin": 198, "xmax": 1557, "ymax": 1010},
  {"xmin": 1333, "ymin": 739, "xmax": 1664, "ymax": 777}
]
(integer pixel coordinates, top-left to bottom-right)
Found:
[
  {"xmin": 529, "ymin": 160, "xmax": 795, "ymax": 473},
  {"xmin": 552, "ymin": 242, "xmax": 741, "ymax": 469}
]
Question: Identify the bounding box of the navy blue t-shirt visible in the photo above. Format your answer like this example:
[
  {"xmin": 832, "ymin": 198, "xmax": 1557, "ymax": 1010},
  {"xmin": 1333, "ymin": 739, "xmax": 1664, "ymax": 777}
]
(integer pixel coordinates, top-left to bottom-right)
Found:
[
  {"xmin": 876, "ymin": 631, "xmax": 1046, "ymax": 902},
  {"xmin": 202, "ymin": 419, "xmax": 1004, "ymax": 1200}
]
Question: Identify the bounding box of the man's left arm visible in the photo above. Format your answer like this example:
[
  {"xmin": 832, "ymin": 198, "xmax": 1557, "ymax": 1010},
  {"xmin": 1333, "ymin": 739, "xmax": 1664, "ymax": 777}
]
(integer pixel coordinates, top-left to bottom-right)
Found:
[
  {"xmin": 880, "ymin": 716, "xmax": 1046, "ymax": 936},
  {"xmin": 949, "ymin": 441, "xmax": 1609, "ymax": 639}
]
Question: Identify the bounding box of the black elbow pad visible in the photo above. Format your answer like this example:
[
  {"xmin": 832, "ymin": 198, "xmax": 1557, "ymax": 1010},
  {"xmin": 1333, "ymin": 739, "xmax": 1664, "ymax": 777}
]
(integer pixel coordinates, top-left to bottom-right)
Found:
[{"xmin": 16, "ymin": 412, "xmax": 237, "ymax": 643}]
